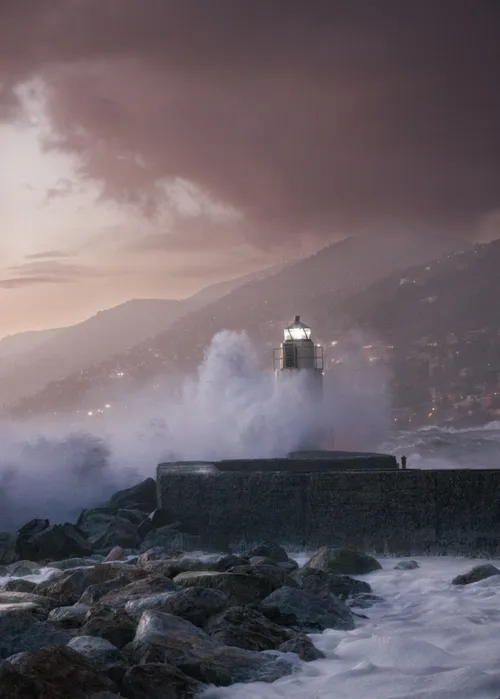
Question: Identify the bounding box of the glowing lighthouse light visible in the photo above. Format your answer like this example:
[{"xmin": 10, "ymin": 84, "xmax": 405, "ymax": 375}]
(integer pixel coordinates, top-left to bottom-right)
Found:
[{"xmin": 274, "ymin": 315, "xmax": 323, "ymax": 396}]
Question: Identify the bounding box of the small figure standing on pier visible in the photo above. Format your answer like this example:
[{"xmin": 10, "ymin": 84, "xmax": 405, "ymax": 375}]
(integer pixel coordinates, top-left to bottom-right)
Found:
[{"xmin": 401, "ymin": 455, "xmax": 407, "ymax": 470}]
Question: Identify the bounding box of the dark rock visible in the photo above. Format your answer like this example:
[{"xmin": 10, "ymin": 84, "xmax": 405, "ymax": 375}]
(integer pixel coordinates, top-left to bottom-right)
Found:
[
  {"xmin": 116, "ymin": 509, "xmax": 146, "ymax": 526},
  {"xmin": 2, "ymin": 645, "xmax": 117, "ymax": 697},
  {"xmin": 35, "ymin": 564, "xmax": 149, "ymax": 606},
  {"xmin": 278, "ymin": 560, "xmax": 299, "ymax": 574},
  {"xmin": 47, "ymin": 557, "xmax": 100, "ymax": 571},
  {"xmin": 137, "ymin": 509, "xmax": 172, "ymax": 540},
  {"xmin": 0, "ymin": 579, "xmax": 37, "ymax": 593},
  {"xmin": 246, "ymin": 541, "xmax": 289, "ymax": 563},
  {"xmin": 121, "ymin": 663, "xmax": 205, "ymax": 699},
  {"xmin": 0, "ymin": 605, "xmax": 74, "ymax": 658},
  {"xmin": 78, "ymin": 608, "xmax": 137, "ymax": 649},
  {"xmin": 48, "ymin": 604, "xmax": 90, "ymax": 628},
  {"xmin": 0, "ymin": 591, "xmax": 59, "ymax": 610},
  {"xmin": 6, "ymin": 560, "xmax": 42, "ymax": 576},
  {"xmin": 128, "ymin": 610, "xmax": 294, "ymax": 686},
  {"xmin": 68, "ymin": 635, "xmax": 128, "ymax": 684},
  {"xmin": 152, "ymin": 553, "xmax": 241, "ymax": 578},
  {"xmin": 292, "ymin": 567, "xmax": 371, "ymax": 600},
  {"xmin": 173, "ymin": 570, "xmax": 279, "ymax": 605},
  {"xmin": 305, "ymin": 547, "xmax": 382, "ymax": 575},
  {"xmin": 24, "ymin": 523, "xmax": 92, "ymax": 563},
  {"xmin": 17, "ymin": 519, "xmax": 50, "ymax": 538},
  {"xmin": 77, "ymin": 509, "xmax": 141, "ymax": 551},
  {"xmin": 277, "ymin": 635, "xmax": 325, "ymax": 661},
  {"xmin": 108, "ymin": 478, "xmax": 157, "ymax": 514},
  {"xmin": 259, "ymin": 585, "xmax": 355, "ymax": 632},
  {"xmin": 348, "ymin": 592, "xmax": 385, "ymax": 609},
  {"xmin": 0, "ymin": 533, "xmax": 19, "ymax": 565},
  {"xmin": 97, "ymin": 575, "xmax": 178, "ymax": 610},
  {"xmin": 451, "ymin": 564, "xmax": 500, "ymax": 585},
  {"xmin": 229, "ymin": 563, "xmax": 298, "ymax": 590},
  {"xmin": 126, "ymin": 587, "xmax": 227, "ymax": 626},
  {"xmin": 394, "ymin": 560, "xmax": 420, "ymax": 570},
  {"xmin": 79, "ymin": 575, "xmax": 132, "ymax": 605},
  {"xmin": 204, "ymin": 606, "xmax": 294, "ymax": 651}
]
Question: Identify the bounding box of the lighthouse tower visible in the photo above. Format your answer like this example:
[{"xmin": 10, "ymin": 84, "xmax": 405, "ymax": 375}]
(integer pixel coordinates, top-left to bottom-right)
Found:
[{"xmin": 273, "ymin": 315, "xmax": 323, "ymax": 399}]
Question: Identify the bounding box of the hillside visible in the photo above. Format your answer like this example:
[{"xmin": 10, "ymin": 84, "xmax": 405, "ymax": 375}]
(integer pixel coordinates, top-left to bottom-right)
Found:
[
  {"xmin": 5, "ymin": 230, "xmax": 465, "ymax": 418},
  {"xmin": 0, "ymin": 264, "xmax": 285, "ymax": 408}
]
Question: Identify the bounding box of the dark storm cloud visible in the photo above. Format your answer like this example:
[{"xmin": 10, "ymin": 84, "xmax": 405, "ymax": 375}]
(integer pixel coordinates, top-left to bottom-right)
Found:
[{"xmin": 1, "ymin": 0, "xmax": 499, "ymax": 245}]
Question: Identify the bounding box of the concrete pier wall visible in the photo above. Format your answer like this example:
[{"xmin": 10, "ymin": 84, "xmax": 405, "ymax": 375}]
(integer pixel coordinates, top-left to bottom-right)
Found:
[{"xmin": 156, "ymin": 465, "xmax": 500, "ymax": 554}]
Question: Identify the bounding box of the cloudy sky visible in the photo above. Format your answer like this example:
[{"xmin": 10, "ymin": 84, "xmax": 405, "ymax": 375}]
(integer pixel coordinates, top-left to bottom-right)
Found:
[{"xmin": 1, "ymin": 1, "xmax": 499, "ymax": 337}]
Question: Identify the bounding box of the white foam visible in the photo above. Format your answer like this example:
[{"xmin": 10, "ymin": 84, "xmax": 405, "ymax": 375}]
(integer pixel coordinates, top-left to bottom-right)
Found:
[{"xmin": 203, "ymin": 556, "xmax": 500, "ymax": 699}]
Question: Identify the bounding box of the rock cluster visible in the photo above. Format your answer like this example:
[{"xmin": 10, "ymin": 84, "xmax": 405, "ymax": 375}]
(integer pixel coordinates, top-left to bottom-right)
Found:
[{"xmin": 0, "ymin": 478, "xmax": 384, "ymax": 698}]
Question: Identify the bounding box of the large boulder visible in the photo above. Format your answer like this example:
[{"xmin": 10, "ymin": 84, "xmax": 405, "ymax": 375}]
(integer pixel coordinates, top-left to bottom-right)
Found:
[
  {"xmin": 4, "ymin": 645, "xmax": 117, "ymax": 697},
  {"xmin": 451, "ymin": 564, "xmax": 500, "ymax": 585},
  {"xmin": 121, "ymin": 663, "xmax": 205, "ymax": 699},
  {"xmin": 96, "ymin": 575, "xmax": 178, "ymax": 610},
  {"xmin": 78, "ymin": 608, "xmax": 137, "ymax": 649},
  {"xmin": 0, "ymin": 604, "xmax": 74, "ymax": 658},
  {"xmin": 304, "ymin": 547, "xmax": 382, "ymax": 575},
  {"xmin": 292, "ymin": 567, "xmax": 371, "ymax": 600},
  {"xmin": 259, "ymin": 585, "xmax": 355, "ymax": 632},
  {"xmin": 126, "ymin": 587, "xmax": 228, "ymax": 626},
  {"xmin": 76, "ymin": 509, "xmax": 141, "ymax": 551},
  {"xmin": 204, "ymin": 606, "xmax": 294, "ymax": 651},
  {"xmin": 0, "ymin": 591, "xmax": 60, "ymax": 611},
  {"xmin": 48, "ymin": 604, "xmax": 91, "ymax": 629},
  {"xmin": 277, "ymin": 635, "xmax": 325, "ymax": 661},
  {"xmin": 229, "ymin": 563, "xmax": 298, "ymax": 590},
  {"xmin": 173, "ymin": 570, "xmax": 279, "ymax": 606},
  {"xmin": 128, "ymin": 610, "xmax": 294, "ymax": 686},
  {"xmin": 0, "ymin": 578, "xmax": 37, "ymax": 593},
  {"xmin": 108, "ymin": 478, "xmax": 157, "ymax": 514},
  {"xmin": 148, "ymin": 553, "xmax": 242, "ymax": 578},
  {"xmin": 246, "ymin": 541, "xmax": 289, "ymax": 563},
  {"xmin": 21, "ymin": 523, "xmax": 92, "ymax": 563},
  {"xmin": 139, "ymin": 528, "xmax": 202, "ymax": 554},
  {"xmin": 68, "ymin": 635, "xmax": 128, "ymax": 684},
  {"xmin": 0, "ymin": 533, "xmax": 19, "ymax": 565}
]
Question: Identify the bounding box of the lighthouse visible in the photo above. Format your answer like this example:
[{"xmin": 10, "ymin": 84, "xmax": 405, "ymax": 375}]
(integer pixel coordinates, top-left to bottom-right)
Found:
[{"xmin": 273, "ymin": 315, "xmax": 324, "ymax": 400}]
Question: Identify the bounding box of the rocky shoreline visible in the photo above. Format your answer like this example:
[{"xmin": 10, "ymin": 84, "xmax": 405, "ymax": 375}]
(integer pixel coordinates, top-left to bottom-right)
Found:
[
  {"xmin": 0, "ymin": 477, "xmax": 387, "ymax": 698},
  {"xmin": 1, "ymin": 477, "xmax": 493, "ymax": 698}
]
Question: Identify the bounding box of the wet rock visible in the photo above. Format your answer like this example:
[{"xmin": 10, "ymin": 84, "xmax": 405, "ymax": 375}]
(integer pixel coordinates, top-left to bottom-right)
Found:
[
  {"xmin": 246, "ymin": 541, "xmax": 290, "ymax": 563},
  {"xmin": 128, "ymin": 610, "xmax": 294, "ymax": 686},
  {"xmin": 157, "ymin": 553, "xmax": 242, "ymax": 578},
  {"xmin": 121, "ymin": 663, "xmax": 205, "ymax": 699},
  {"xmin": 108, "ymin": 478, "xmax": 157, "ymax": 514},
  {"xmin": 277, "ymin": 560, "xmax": 299, "ymax": 574},
  {"xmin": 48, "ymin": 604, "xmax": 91, "ymax": 628},
  {"xmin": 137, "ymin": 508, "xmax": 172, "ymax": 540},
  {"xmin": 277, "ymin": 634, "xmax": 325, "ymax": 661},
  {"xmin": 229, "ymin": 563, "xmax": 298, "ymax": 590},
  {"xmin": 77, "ymin": 509, "xmax": 141, "ymax": 551},
  {"xmin": 0, "ymin": 578, "xmax": 37, "ymax": 593},
  {"xmin": 0, "ymin": 591, "xmax": 60, "ymax": 610},
  {"xmin": 78, "ymin": 608, "xmax": 137, "ymax": 649},
  {"xmin": 47, "ymin": 557, "xmax": 101, "ymax": 571},
  {"xmin": 348, "ymin": 592, "xmax": 385, "ymax": 609},
  {"xmin": 204, "ymin": 606, "xmax": 294, "ymax": 651},
  {"xmin": 117, "ymin": 508, "xmax": 146, "ymax": 526},
  {"xmin": 0, "ymin": 533, "xmax": 19, "ymax": 565},
  {"xmin": 105, "ymin": 547, "xmax": 125, "ymax": 562},
  {"xmin": 304, "ymin": 547, "xmax": 382, "ymax": 575},
  {"xmin": 394, "ymin": 560, "xmax": 420, "ymax": 570},
  {"xmin": 451, "ymin": 563, "xmax": 500, "ymax": 585},
  {"xmin": 259, "ymin": 585, "xmax": 355, "ymax": 632},
  {"xmin": 68, "ymin": 635, "xmax": 128, "ymax": 684},
  {"xmin": 79, "ymin": 575, "xmax": 133, "ymax": 605},
  {"xmin": 35, "ymin": 564, "xmax": 149, "ymax": 606},
  {"xmin": 173, "ymin": 570, "xmax": 279, "ymax": 605},
  {"xmin": 17, "ymin": 518, "xmax": 50, "ymax": 539},
  {"xmin": 6, "ymin": 560, "xmax": 41, "ymax": 576},
  {"xmin": 97, "ymin": 575, "xmax": 178, "ymax": 610},
  {"xmin": 0, "ymin": 604, "xmax": 74, "ymax": 658},
  {"xmin": 126, "ymin": 587, "xmax": 227, "ymax": 626},
  {"xmin": 24, "ymin": 523, "xmax": 92, "ymax": 563},
  {"xmin": 292, "ymin": 567, "xmax": 371, "ymax": 600},
  {"xmin": 1, "ymin": 645, "xmax": 117, "ymax": 697}
]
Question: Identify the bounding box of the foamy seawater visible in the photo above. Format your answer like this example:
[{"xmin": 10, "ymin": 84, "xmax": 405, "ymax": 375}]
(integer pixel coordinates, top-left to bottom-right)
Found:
[{"xmin": 206, "ymin": 556, "xmax": 500, "ymax": 699}]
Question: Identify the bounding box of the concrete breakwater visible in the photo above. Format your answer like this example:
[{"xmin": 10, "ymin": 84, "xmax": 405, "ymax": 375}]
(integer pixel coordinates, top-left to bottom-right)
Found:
[{"xmin": 157, "ymin": 462, "xmax": 500, "ymax": 555}]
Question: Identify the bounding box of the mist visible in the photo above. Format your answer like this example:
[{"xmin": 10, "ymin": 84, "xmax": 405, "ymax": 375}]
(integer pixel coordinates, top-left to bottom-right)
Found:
[{"xmin": 0, "ymin": 330, "xmax": 391, "ymax": 531}]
